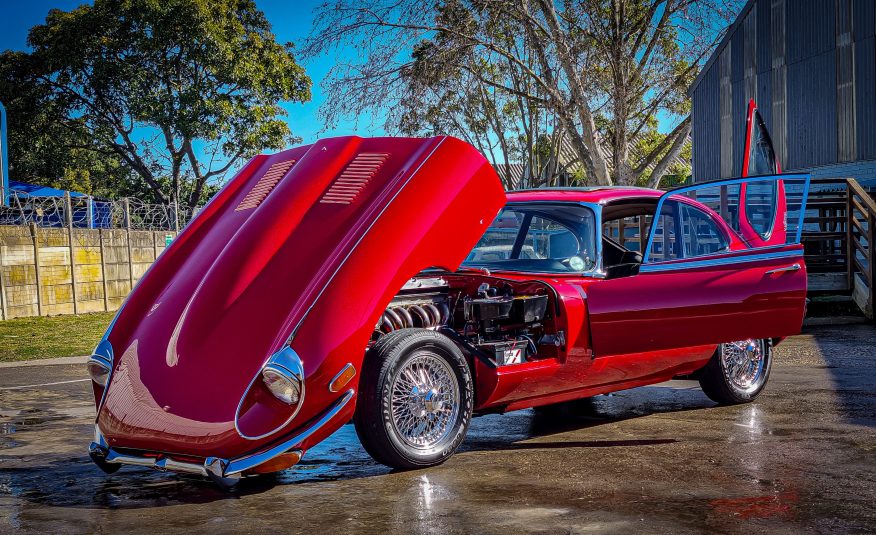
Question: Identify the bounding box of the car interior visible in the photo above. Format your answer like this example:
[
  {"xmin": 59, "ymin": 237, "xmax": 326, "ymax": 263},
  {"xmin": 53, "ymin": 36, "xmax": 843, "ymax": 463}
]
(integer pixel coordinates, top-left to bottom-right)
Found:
[{"xmin": 600, "ymin": 198, "xmax": 659, "ymax": 279}]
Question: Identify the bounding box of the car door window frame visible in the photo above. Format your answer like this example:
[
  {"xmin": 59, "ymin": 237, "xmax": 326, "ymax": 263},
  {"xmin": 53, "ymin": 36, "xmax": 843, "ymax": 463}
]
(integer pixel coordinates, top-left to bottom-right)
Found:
[{"xmin": 641, "ymin": 173, "xmax": 810, "ymax": 268}]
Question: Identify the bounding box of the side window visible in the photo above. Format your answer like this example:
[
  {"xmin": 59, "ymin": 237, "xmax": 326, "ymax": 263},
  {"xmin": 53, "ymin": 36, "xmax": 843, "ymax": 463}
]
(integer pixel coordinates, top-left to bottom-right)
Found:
[
  {"xmin": 680, "ymin": 204, "xmax": 729, "ymax": 257},
  {"xmin": 747, "ymin": 109, "xmax": 778, "ymax": 176},
  {"xmin": 743, "ymin": 180, "xmax": 777, "ymax": 239},
  {"xmin": 523, "ymin": 216, "xmax": 578, "ymax": 259},
  {"xmin": 647, "ymin": 201, "xmax": 680, "ymax": 262},
  {"xmin": 647, "ymin": 200, "xmax": 728, "ymax": 262}
]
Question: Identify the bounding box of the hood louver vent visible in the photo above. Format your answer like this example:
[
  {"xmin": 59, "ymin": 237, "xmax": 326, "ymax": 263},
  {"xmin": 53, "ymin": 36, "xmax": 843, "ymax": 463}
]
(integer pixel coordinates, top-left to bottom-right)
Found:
[
  {"xmin": 235, "ymin": 159, "xmax": 297, "ymax": 211},
  {"xmin": 320, "ymin": 152, "xmax": 389, "ymax": 205}
]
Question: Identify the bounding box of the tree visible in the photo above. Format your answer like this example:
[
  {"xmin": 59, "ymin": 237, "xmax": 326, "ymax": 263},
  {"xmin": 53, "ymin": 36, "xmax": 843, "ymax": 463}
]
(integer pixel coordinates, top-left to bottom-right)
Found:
[
  {"xmin": 395, "ymin": 18, "xmax": 573, "ymax": 189},
  {"xmin": 0, "ymin": 50, "xmax": 137, "ymax": 197},
  {"xmin": 306, "ymin": 0, "xmax": 741, "ymax": 188},
  {"xmin": 19, "ymin": 0, "xmax": 310, "ymax": 205}
]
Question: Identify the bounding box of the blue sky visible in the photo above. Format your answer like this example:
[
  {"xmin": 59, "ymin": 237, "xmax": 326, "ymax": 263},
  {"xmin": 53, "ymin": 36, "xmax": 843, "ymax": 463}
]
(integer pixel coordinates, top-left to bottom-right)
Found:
[
  {"xmin": 0, "ymin": 0, "xmax": 385, "ymax": 147},
  {"xmin": 0, "ymin": 1, "xmax": 700, "ymax": 185}
]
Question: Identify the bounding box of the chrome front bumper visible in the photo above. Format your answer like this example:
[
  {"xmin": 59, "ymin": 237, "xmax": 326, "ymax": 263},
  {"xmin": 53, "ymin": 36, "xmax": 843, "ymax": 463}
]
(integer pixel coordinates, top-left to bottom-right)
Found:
[{"xmin": 89, "ymin": 389, "xmax": 354, "ymax": 487}]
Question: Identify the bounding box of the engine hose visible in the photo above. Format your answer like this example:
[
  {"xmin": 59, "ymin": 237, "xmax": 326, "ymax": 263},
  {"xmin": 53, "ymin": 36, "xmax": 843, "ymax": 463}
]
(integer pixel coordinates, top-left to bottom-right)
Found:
[{"xmin": 438, "ymin": 302, "xmax": 451, "ymax": 326}]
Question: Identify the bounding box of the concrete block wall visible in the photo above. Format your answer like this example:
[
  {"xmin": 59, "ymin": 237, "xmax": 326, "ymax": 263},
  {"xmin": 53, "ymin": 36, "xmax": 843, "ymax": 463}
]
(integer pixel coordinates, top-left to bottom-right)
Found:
[{"xmin": 0, "ymin": 225, "xmax": 176, "ymax": 320}]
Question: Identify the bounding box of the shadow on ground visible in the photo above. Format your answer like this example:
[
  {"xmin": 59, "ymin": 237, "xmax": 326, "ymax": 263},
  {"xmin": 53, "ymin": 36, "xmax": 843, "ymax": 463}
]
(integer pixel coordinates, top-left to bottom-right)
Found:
[{"xmin": 1, "ymin": 383, "xmax": 714, "ymax": 510}]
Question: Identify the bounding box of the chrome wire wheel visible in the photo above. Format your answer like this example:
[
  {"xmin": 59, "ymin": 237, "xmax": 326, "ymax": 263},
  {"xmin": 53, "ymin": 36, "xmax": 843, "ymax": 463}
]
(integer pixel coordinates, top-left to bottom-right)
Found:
[
  {"xmin": 720, "ymin": 339, "xmax": 768, "ymax": 394},
  {"xmin": 389, "ymin": 350, "xmax": 460, "ymax": 450}
]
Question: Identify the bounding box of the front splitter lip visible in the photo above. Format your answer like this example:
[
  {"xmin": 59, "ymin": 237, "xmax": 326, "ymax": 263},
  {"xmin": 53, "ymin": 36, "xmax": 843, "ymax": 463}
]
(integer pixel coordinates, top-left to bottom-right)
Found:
[{"xmin": 90, "ymin": 389, "xmax": 354, "ymax": 485}]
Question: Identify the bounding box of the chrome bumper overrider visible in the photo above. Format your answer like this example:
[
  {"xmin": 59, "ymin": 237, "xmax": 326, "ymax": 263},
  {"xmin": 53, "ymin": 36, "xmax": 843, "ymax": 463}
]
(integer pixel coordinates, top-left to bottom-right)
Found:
[{"xmin": 89, "ymin": 389, "xmax": 354, "ymax": 486}]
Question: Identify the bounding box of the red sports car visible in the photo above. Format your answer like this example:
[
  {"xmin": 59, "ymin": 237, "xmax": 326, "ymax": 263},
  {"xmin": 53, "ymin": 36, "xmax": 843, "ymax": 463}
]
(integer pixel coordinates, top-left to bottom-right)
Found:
[{"xmin": 87, "ymin": 102, "xmax": 810, "ymax": 487}]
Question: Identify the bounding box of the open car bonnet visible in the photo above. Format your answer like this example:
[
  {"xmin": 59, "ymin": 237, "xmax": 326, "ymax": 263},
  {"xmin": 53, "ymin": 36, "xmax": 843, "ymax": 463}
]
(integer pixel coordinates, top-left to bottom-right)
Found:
[{"xmin": 96, "ymin": 136, "xmax": 506, "ymax": 457}]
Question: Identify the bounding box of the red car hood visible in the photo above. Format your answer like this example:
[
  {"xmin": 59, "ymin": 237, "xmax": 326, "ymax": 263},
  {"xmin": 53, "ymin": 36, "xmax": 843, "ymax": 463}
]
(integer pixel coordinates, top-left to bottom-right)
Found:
[{"xmin": 97, "ymin": 136, "xmax": 505, "ymax": 456}]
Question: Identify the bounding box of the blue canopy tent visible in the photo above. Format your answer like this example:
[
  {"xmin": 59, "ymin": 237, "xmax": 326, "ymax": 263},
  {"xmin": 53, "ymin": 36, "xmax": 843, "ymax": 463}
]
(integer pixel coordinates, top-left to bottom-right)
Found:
[
  {"xmin": 3, "ymin": 180, "xmax": 113, "ymax": 228},
  {"xmin": 0, "ymin": 101, "xmax": 113, "ymax": 228},
  {"xmin": 8, "ymin": 180, "xmax": 88, "ymax": 198}
]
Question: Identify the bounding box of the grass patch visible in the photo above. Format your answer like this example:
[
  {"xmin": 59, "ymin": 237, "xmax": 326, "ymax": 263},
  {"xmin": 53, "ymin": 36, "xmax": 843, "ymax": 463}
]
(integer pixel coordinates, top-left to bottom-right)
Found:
[{"xmin": 0, "ymin": 312, "xmax": 115, "ymax": 362}]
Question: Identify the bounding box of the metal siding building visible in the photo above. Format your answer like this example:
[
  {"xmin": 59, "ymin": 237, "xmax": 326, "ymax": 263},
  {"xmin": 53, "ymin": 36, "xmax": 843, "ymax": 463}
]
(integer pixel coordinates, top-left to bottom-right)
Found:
[{"xmin": 690, "ymin": 0, "xmax": 876, "ymax": 185}]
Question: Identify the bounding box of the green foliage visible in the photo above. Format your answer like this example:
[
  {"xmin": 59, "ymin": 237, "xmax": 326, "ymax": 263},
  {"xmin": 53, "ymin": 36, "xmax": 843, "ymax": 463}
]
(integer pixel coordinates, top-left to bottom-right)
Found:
[
  {"xmin": 3, "ymin": 0, "xmax": 311, "ymax": 205},
  {"xmin": 0, "ymin": 50, "xmax": 135, "ymax": 196}
]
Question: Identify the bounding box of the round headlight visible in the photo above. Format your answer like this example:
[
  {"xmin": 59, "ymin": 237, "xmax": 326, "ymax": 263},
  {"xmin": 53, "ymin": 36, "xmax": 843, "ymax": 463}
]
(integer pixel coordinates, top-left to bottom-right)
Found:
[
  {"xmin": 87, "ymin": 359, "xmax": 111, "ymax": 386},
  {"xmin": 569, "ymin": 255, "xmax": 588, "ymax": 271},
  {"xmin": 261, "ymin": 366, "xmax": 301, "ymax": 405}
]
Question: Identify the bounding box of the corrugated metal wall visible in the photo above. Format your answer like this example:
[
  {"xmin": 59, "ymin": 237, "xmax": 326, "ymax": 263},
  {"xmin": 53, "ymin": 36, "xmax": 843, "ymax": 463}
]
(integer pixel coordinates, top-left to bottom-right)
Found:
[
  {"xmin": 691, "ymin": 66, "xmax": 721, "ymax": 180},
  {"xmin": 770, "ymin": 0, "xmax": 787, "ymax": 167},
  {"xmin": 855, "ymin": 0, "xmax": 876, "ymax": 161},
  {"xmin": 720, "ymin": 44, "xmax": 734, "ymax": 178},
  {"xmin": 691, "ymin": 0, "xmax": 876, "ymax": 180},
  {"xmin": 836, "ymin": 0, "xmax": 856, "ymax": 162}
]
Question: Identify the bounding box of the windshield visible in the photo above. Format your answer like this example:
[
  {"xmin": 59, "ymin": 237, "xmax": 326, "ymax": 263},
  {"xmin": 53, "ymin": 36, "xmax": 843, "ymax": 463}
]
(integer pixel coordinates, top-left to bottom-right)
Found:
[{"xmin": 462, "ymin": 203, "xmax": 597, "ymax": 273}]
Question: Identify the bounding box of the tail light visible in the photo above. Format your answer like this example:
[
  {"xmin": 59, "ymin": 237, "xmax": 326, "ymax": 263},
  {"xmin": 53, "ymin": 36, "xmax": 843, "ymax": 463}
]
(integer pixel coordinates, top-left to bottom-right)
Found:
[
  {"xmin": 87, "ymin": 359, "xmax": 111, "ymax": 386},
  {"xmin": 87, "ymin": 339, "xmax": 114, "ymax": 387}
]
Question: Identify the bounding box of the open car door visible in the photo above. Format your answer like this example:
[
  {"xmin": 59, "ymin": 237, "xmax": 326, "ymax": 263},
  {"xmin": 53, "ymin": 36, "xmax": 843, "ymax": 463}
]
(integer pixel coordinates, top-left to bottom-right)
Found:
[
  {"xmin": 585, "ymin": 101, "xmax": 810, "ymax": 359},
  {"xmin": 738, "ymin": 99, "xmax": 787, "ymax": 247}
]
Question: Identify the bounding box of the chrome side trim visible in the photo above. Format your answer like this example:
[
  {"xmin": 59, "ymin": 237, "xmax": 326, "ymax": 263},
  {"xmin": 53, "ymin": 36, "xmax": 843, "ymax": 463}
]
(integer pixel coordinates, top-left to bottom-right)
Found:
[
  {"xmin": 223, "ymin": 389, "xmax": 354, "ymax": 477},
  {"xmin": 234, "ymin": 346, "xmax": 307, "ymax": 441},
  {"xmin": 639, "ymin": 248, "xmax": 802, "ymax": 273}
]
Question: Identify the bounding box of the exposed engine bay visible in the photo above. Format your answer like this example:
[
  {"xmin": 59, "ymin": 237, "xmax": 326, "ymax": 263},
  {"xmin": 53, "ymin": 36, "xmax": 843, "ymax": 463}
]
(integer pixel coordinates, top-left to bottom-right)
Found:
[{"xmin": 374, "ymin": 274, "xmax": 563, "ymax": 367}]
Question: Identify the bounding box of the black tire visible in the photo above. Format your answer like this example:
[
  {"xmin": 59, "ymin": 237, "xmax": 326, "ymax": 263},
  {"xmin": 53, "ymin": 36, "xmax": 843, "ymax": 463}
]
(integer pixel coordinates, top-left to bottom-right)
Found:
[
  {"xmin": 699, "ymin": 338, "xmax": 772, "ymax": 405},
  {"xmin": 354, "ymin": 329, "xmax": 473, "ymax": 470}
]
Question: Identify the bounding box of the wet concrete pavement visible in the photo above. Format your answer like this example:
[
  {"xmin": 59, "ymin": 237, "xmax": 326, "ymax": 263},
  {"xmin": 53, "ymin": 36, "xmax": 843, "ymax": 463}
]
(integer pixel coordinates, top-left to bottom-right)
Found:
[{"xmin": 1, "ymin": 323, "xmax": 874, "ymax": 534}]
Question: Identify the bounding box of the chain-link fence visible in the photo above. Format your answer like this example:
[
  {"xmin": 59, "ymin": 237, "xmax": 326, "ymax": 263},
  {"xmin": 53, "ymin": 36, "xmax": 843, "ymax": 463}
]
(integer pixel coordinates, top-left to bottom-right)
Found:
[{"xmin": 0, "ymin": 189, "xmax": 199, "ymax": 231}]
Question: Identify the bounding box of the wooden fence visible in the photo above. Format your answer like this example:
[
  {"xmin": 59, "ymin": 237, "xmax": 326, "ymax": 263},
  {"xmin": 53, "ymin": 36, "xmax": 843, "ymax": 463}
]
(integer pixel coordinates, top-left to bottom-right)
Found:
[
  {"xmin": 0, "ymin": 224, "xmax": 176, "ymax": 320},
  {"xmin": 847, "ymin": 179, "xmax": 875, "ymax": 318}
]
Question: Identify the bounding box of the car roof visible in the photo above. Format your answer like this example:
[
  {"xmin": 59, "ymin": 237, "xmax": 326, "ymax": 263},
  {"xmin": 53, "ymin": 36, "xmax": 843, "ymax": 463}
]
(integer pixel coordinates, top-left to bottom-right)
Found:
[{"xmin": 505, "ymin": 186, "xmax": 664, "ymax": 205}]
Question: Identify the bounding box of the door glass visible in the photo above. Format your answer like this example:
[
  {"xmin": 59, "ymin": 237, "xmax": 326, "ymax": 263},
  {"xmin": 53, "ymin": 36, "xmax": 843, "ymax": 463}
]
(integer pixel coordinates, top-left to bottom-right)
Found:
[
  {"xmin": 659, "ymin": 174, "xmax": 810, "ymax": 249},
  {"xmin": 747, "ymin": 109, "xmax": 778, "ymax": 176},
  {"xmin": 678, "ymin": 183, "xmax": 742, "ymax": 234},
  {"xmin": 647, "ymin": 201, "xmax": 681, "ymax": 262},
  {"xmin": 743, "ymin": 180, "xmax": 777, "ymax": 239},
  {"xmin": 680, "ymin": 204, "xmax": 729, "ymax": 257}
]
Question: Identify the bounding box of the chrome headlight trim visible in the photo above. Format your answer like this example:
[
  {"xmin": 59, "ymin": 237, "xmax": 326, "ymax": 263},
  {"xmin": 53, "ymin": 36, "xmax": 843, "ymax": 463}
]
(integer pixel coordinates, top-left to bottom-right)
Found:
[{"xmin": 234, "ymin": 346, "xmax": 307, "ymax": 440}]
